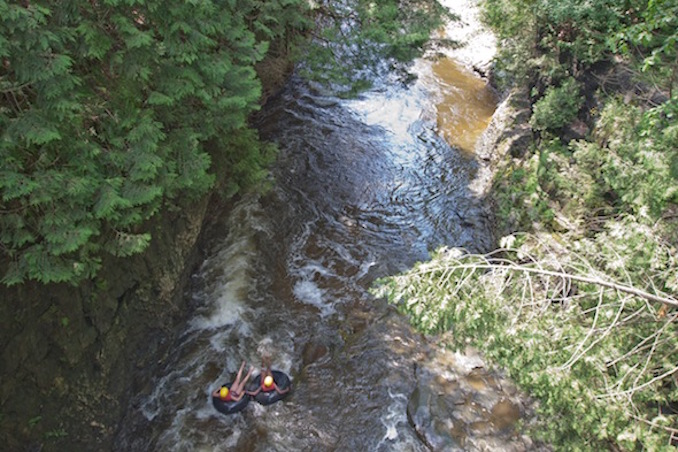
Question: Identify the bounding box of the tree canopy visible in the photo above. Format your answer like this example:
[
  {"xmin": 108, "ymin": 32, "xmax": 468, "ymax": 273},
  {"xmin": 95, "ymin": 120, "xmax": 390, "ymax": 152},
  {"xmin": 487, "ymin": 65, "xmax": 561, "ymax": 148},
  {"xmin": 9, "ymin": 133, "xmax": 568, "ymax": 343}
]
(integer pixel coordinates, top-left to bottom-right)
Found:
[
  {"xmin": 0, "ymin": 0, "xmax": 307, "ymax": 285},
  {"xmin": 0, "ymin": 0, "xmax": 446, "ymax": 286}
]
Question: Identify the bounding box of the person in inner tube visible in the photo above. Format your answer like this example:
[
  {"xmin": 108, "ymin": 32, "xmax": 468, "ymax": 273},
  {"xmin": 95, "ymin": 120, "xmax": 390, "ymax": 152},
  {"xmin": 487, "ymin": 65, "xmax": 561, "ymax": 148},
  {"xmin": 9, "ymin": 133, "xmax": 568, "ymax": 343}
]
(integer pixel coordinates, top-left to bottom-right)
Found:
[
  {"xmin": 247, "ymin": 356, "xmax": 290, "ymax": 396},
  {"xmin": 213, "ymin": 361, "xmax": 254, "ymax": 402}
]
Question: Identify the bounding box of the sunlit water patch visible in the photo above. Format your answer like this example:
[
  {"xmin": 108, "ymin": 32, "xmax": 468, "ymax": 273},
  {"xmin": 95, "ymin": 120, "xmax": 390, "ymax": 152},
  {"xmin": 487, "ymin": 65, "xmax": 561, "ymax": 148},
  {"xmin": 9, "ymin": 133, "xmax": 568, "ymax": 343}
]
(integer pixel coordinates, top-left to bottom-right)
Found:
[{"xmin": 429, "ymin": 58, "xmax": 498, "ymax": 152}]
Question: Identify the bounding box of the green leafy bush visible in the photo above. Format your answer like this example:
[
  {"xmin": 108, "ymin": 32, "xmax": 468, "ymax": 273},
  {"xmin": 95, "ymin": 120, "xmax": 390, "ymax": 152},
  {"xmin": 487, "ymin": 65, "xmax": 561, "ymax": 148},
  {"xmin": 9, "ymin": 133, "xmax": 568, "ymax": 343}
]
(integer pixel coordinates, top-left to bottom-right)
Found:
[
  {"xmin": 613, "ymin": 0, "xmax": 678, "ymax": 97},
  {"xmin": 530, "ymin": 77, "xmax": 583, "ymax": 131},
  {"xmin": 597, "ymin": 97, "xmax": 678, "ymax": 218},
  {"xmin": 482, "ymin": 0, "xmax": 629, "ymax": 87}
]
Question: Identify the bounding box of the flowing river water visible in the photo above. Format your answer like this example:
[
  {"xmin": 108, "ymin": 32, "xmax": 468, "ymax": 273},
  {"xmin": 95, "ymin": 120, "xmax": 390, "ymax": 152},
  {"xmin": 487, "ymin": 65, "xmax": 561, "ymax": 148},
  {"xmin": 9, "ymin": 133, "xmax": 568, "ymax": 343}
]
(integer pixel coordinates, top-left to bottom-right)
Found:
[{"xmin": 114, "ymin": 7, "xmax": 539, "ymax": 451}]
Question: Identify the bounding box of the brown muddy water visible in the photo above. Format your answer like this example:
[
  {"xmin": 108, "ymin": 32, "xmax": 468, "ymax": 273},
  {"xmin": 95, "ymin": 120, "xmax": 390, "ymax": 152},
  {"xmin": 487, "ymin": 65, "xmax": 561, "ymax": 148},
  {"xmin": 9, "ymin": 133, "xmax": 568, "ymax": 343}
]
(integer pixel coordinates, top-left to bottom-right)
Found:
[
  {"xmin": 430, "ymin": 58, "xmax": 498, "ymax": 153},
  {"xmin": 111, "ymin": 54, "xmax": 532, "ymax": 451}
]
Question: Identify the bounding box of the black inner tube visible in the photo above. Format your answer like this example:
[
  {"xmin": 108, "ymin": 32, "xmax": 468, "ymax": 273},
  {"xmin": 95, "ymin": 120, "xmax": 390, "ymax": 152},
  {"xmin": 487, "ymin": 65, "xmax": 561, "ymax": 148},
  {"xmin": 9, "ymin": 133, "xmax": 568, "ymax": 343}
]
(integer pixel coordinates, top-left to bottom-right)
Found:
[
  {"xmin": 248, "ymin": 370, "xmax": 292, "ymax": 406},
  {"xmin": 212, "ymin": 382, "xmax": 249, "ymax": 415}
]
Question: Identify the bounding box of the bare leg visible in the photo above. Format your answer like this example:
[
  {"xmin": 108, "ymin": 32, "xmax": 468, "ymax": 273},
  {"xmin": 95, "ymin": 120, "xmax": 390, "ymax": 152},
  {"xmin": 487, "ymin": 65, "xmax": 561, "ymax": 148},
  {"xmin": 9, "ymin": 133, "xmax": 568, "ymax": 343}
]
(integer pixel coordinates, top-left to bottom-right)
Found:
[
  {"xmin": 261, "ymin": 354, "xmax": 272, "ymax": 370},
  {"xmin": 234, "ymin": 366, "xmax": 254, "ymax": 394},
  {"xmin": 232, "ymin": 360, "xmax": 246, "ymax": 388}
]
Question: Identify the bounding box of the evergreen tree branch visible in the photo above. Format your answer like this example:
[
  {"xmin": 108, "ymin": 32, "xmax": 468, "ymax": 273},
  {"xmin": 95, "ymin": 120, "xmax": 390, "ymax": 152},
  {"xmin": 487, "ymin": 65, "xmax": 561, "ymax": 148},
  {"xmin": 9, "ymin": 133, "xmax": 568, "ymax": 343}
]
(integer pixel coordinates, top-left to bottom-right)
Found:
[{"xmin": 412, "ymin": 255, "xmax": 678, "ymax": 308}]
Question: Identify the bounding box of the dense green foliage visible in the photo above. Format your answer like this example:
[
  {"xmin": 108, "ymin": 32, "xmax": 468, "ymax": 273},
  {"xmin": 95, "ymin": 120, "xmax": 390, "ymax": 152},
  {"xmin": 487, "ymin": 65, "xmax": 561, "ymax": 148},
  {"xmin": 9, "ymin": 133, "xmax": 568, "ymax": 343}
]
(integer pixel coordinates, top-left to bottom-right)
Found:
[
  {"xmin": 483, "ymin": 0, "xmax": 630, "ymax": 88},
  {"xmin": 614, "ymin": 0, "xmax": 678, "ymax": 96},
  {"xmin": 483, "ymin": 0, "xmax": 678, "ymax": 446},
  {"xmin": 374, "ymin": 237, "xmax": 678, "ymax": 449},
  {"xmin": 376, "ymin": 0, "xmax": 678, "ymax": 449},
  {"xmin": 0, "ymin": 0, "xmax": 310, "ymax": 285},
  {"xmin": 530, "ymin": 77, "xmax": 583, "ymax": 131},
  {"xmin": 0, "ymin": 0, "xmax": 446, "ymax": 286}
]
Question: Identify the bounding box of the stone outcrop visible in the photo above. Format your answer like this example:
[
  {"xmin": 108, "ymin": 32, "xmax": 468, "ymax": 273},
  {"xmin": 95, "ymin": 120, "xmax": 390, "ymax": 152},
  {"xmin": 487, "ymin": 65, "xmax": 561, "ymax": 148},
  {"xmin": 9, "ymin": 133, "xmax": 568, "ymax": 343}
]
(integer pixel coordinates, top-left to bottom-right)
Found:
[
  {"xmin": 470, "ymin": 88, "xmax": 533, "ymax": 198},
  {"xmin": 406, "ymin": 342, "xmax": 538, "ymax": 451},
  {"xmin": 0, "ymin": 195, "xmax": 210, "ymax": 450}
]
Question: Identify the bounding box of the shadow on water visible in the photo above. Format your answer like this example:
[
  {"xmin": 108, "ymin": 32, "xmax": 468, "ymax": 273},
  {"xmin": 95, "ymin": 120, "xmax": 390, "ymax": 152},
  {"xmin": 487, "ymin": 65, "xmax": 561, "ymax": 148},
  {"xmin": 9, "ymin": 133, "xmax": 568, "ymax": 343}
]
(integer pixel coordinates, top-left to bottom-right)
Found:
[{"xmin": 113, "ymin": 54, "xmax": 532, "ymax": 451}]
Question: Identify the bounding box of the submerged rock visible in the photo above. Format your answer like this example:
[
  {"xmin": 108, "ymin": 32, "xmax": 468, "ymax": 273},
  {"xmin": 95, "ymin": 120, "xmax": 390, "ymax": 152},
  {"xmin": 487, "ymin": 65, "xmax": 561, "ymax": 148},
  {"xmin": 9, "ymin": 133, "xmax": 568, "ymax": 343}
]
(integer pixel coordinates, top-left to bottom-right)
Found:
[{"xmin": 407, "ymin": 344, "xmax": 540, "ymax": 451}]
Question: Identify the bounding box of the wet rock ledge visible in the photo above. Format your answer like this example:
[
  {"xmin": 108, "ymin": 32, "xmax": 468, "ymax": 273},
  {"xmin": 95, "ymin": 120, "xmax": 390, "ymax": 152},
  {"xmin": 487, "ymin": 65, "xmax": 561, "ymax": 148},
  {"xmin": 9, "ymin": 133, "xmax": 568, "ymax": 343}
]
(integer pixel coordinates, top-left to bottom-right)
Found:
[{"xmin": 407, "ymin": 340, "xmax": 539, "ymax": 451}]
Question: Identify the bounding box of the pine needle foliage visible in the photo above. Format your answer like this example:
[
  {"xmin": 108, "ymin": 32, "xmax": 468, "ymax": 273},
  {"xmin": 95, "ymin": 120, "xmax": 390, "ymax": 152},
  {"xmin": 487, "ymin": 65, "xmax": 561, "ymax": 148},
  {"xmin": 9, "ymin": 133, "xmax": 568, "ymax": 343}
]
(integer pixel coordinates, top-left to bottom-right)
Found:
[
  {"xmin": 0, "ymin": 0, "xmax": 450, "ymax": 285},
  {"xmin": 482, "ymin": 0, "xmax": 630, "ymax": 87},
  {"xmin": 0, "ymin": 0, "xmax": 311, "ymax": 285},
  {"xmin": 373, "ymin": 234, "xmax": 678, "ymax": 449}
]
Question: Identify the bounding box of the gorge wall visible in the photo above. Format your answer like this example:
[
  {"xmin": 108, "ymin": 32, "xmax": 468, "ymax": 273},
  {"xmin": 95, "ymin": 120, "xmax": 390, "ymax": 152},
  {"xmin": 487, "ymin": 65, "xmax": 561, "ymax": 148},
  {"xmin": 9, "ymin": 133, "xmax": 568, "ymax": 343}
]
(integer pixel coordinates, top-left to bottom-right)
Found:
[{"xmin": 0, "ymin": 194, "xmax": 211, "ymax": 450}]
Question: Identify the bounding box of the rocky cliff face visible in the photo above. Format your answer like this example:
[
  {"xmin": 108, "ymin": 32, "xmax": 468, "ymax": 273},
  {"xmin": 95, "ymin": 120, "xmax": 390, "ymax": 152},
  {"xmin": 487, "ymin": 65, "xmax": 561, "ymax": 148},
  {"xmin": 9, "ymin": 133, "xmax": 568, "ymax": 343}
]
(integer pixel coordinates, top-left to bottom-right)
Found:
[
  {"xmin": 470, "ymin": 87, "xmax": 533, "ymax": 199},
  {"xmin": 0, "ymin": 195, "xmax": 210, "ymax": 450}
]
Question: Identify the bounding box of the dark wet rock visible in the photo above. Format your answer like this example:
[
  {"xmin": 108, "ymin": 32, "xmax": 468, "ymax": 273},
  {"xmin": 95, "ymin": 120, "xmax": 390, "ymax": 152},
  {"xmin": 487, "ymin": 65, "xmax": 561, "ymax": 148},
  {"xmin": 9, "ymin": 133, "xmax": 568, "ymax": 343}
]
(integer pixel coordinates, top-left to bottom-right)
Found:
[
  {"xmin": 407, "ymin": 344, "xmax": 539, "ymax": 451},
  {"xmin": 0, "ymin": 195, "xmax": 210, "ymax": 451},
  {"xmin": 301, "ymin": 341, "xmax": 329, "ymax": 367},
  {"xmin": 407, "ymin": 385, "xmax": 463, "ymax": 451}
]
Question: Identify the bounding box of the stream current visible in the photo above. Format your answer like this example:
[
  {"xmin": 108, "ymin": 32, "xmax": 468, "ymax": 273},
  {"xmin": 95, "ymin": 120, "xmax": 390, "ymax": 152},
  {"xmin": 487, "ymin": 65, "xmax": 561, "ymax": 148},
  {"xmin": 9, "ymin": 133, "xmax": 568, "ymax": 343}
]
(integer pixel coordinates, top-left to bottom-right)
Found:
[{"xmin": 115, "ymin": 53, "xmax": 504, "ymax": 450}]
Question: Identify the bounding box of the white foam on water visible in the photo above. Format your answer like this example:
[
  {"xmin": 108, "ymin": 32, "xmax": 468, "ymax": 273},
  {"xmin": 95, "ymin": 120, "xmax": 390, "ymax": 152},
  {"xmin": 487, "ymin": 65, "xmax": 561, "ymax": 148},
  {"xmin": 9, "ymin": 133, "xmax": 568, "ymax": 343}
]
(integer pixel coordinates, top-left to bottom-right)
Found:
[
  {"xmin": 135, "ymin": 196, "xmax": 270, "ymax": 449},
  {"xmin": 188, "ymin": 199, "xmax": 265, "ymax": 333},
  {"xmin": 141, "ymin": 369, "xmax": 182, "ymax": 421},
  {"xmin": 293, "ymin": 278, "xmax": 334, "ymax": 317},
  {"xmin": 189, "ymin": 254, "xmax": 253, "ymax": 331},
  {"xmin": 356, "ymin": 259, "xmax": 377, "ymax": 280},
  {"xmin": 375, "ymin": 388, "xmax": 418, "ymax": 451},
  {"xmin": 154, "ymin": 405, "xmax": 245, "ymax": 452},
  {"xmin": 193, "ymin": 399, "xmax": 220, "ymax": 421},
  {"xmin": 287, "ymin": 222, "xmax": 343, "ymax": 317},
  {"xmin": 437, "ymin": 0, "xmax": 497, "ymax": 72},
  {"xmin": 203, "ymin": 293, "xmax": 250, "ymax": 331}
]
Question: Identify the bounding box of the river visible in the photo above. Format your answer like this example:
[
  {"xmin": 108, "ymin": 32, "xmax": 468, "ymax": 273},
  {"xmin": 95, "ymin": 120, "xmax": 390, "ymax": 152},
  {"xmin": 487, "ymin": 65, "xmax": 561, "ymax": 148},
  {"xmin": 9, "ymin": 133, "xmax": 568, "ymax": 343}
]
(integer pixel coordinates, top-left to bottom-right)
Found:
[{"xmin": 114, "ymin": 4, "xmax": 538, "ymax": 451}]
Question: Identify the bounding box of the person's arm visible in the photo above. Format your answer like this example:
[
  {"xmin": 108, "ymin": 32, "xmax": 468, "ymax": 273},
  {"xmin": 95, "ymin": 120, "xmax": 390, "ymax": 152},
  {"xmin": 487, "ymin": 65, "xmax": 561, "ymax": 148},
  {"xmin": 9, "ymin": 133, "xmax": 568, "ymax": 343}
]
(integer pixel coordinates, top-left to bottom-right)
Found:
[
  {"xmin": 230, "ymin": 391, "xmax": 244, "ymax": 402},
  {"xmin": 246, "ymin": 382, "xmax": 261, "ymax": 396},
  {"xmin": 274, "ymin": 383, "xmax": 290, "ymax": 395},
  {"xmin": 246, "ymin": 387, "xmax": 261, "ymax": 396}
]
